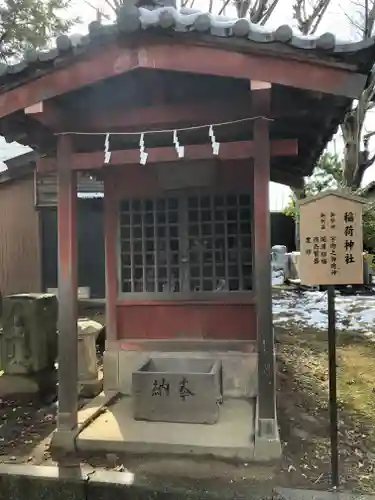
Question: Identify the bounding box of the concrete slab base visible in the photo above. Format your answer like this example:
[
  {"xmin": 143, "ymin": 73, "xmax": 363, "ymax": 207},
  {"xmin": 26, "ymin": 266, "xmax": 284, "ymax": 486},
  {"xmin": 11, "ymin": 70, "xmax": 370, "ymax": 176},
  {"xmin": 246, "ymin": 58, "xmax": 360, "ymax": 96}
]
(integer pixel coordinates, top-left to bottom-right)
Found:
[
  {"xmin": 76, "ymin": 395, "xmax": 256, "ymax": 461},
  {"xmin": 253, "ymin": 434, "xmax": 282, "ymax": 462},
  {"xmin": 49, "ymin": 391, "xmax": 119, "ymax": 455},
  {"xmin": 254, "ymin": 398, "xmax": 282, "ymax": 461}
]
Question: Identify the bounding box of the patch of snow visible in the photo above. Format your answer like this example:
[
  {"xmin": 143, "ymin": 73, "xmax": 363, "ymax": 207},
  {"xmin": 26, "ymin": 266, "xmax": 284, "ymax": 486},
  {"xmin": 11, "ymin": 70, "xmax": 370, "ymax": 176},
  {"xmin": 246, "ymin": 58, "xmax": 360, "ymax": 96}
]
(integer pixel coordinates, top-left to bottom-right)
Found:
[
  {"xmin": 274, "ymin": 316, "xmax": 294, "ymax": 324},
  {"xmin": 273, "ymin": 290, "xmax": 375, "ymax": 334},
  {"xmin": 363, "ymin": 331, "xmax": 375, "ymax": 342}
]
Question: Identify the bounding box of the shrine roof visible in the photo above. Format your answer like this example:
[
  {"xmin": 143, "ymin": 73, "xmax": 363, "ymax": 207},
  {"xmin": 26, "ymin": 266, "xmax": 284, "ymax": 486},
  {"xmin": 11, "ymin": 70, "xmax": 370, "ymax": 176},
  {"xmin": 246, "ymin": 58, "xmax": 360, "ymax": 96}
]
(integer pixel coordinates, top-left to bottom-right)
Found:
[
  {"xmin": 0, "ymin": 4, "xmax": 374, "ymax": 88},
  {"xmin": 0, "ymin": 3, "xmax": 373, "ymax": 189}
]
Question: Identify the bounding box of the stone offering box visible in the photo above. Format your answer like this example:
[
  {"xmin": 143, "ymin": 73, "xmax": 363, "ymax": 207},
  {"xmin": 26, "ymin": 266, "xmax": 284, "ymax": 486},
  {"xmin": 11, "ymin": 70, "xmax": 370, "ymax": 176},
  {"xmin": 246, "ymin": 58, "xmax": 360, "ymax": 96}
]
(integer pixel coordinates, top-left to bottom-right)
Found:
[{"xmin": 132, "ymin": 357, "xmax": 222, "ymax": 424}]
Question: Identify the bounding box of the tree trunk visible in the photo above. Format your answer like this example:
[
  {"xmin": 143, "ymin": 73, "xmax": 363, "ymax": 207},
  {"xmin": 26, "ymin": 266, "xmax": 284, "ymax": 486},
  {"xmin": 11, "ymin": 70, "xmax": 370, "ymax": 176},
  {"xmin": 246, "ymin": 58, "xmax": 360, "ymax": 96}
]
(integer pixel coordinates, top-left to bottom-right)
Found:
[{"xmin": 292, "ymin": 187, "xmax": 305, "ymax": 250}]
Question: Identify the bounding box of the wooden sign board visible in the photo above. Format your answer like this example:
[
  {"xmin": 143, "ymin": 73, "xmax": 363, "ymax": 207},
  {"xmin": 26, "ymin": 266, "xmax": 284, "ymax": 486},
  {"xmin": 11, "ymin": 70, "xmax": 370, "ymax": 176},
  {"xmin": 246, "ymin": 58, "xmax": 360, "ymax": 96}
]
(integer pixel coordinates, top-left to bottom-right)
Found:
[{"xmin": 299, "ymin": 192, "xmax": 364, "ymax": 285}]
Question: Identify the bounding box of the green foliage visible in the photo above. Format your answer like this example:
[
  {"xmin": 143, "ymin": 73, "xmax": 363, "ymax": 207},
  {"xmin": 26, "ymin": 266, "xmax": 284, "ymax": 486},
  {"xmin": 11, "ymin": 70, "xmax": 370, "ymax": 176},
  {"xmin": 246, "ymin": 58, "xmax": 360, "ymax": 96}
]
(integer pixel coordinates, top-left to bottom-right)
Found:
[
  {"xmin": 283, "ymin": 151, "xmax": 375, "ymax": 248},
  {"xmin": 0, "ymin": 0, "xmax": 78, "ymax": 60},
  {"xmin": 304, "ymin": 152, "xmax": 343, "ymax": 195},
  {"xmin": 283, "ymin": 152, "xmax": 342, "ymax": 221},
  {"xmin": 283, "ymin": 196, "xmax": 297, "ymax": 219}
]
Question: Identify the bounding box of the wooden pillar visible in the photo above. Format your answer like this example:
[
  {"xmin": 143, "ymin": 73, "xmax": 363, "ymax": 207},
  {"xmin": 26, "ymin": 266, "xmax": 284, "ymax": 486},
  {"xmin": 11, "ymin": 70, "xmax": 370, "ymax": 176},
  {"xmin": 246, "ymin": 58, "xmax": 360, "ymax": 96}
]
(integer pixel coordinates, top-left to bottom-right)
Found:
[
  {"xmin": 252, "ymin": 81, "xmax": 276, "ymax": 437},
  {"xmin": 104, "ymin": 174, "xmax": 117, "ymax": 347},
  {"xmin": 57, "ymin": 135, "xmax": 78, "ymax": 431}
]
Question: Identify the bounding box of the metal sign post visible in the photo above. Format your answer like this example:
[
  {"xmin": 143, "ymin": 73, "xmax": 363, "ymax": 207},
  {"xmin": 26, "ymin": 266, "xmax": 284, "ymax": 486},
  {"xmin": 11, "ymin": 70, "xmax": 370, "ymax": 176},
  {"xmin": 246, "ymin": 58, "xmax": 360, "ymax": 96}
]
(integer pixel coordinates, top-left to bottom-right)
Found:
[
  {"xmin": 298, "ymin": 190, "xmax": 365, "ymax": 489},
  {"xmin": 327, "ymin": 284, "xmax": 338, "ymax": 488}
]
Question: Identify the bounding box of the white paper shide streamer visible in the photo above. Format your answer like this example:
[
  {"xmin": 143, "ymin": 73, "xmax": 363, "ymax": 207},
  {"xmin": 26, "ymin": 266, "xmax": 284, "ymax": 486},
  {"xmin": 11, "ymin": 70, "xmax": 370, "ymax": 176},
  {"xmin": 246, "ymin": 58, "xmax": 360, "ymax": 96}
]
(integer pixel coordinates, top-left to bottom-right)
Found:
[
  {"xmin": 209, "ymin": 125, "xmax": 220, "ymax": 155},
  {"xmin": 139, "ymin": 133, "xmax": 148, "ymax": 165},
  {"xmin": 104, "ymin": 133, "xmax": 111, "ymax": 164},
  {"xmin": 173, "ymin": 130, "xmax": 184, "ymax": 158}
]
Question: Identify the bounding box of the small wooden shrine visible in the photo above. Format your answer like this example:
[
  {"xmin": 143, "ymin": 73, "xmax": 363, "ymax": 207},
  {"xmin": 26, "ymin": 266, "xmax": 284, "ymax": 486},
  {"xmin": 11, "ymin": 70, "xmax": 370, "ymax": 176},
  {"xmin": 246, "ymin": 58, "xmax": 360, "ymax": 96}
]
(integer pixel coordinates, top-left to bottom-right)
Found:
[{"xmin": 0, "ymin": 0, "xmax": 373, "ymax": 459}]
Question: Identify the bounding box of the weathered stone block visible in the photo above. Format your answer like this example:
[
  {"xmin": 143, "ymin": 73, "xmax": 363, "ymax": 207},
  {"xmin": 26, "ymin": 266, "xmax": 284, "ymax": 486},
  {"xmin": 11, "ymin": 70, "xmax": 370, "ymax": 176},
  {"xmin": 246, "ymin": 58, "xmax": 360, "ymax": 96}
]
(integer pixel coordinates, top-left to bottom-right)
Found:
[
  {"xmin": 1, "ymin": 294, "xmax": 57, "ymax": 375},
  {"xmin": 132, "ymin": 357, "xmax": 222, "ymax": 424}
]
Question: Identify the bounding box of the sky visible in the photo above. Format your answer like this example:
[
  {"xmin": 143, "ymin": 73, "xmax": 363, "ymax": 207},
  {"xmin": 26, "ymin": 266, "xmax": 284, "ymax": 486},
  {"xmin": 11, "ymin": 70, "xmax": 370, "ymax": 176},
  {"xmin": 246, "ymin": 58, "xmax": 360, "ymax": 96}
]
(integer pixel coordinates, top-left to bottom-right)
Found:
[{"xmin": 0, "ymin": 0, "xmax": 373, "ymax": 211}]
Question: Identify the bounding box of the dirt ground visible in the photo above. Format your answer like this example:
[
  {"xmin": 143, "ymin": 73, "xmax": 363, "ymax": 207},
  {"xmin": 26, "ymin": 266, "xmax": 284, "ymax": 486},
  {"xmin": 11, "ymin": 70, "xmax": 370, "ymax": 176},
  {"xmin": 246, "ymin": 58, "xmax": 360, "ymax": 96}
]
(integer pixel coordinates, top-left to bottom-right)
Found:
[
  {"xmin": 275, "ymin": 324, "xmax": 375, "ymax": 493},
  {"xmin": 1, "ymin": 318, "xmax": 375, "ymax": 493}
]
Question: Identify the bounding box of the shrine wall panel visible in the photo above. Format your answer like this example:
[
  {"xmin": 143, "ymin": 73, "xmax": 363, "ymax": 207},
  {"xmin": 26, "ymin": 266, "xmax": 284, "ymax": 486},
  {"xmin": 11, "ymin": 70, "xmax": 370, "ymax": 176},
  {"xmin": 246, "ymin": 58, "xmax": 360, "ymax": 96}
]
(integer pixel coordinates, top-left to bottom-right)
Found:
[
  {"xmin": 108, "ymin": 160, "xmax": 254, "ymax": 200},
  {"xmin": 116, "ymin": 302, "xmax": 257, "ymax": 340},
  {"xmin": 104, "ymin": 160, "xmax": 257, "ymax": 343},
  {"xmin": 0, "ymin": 175, "xmax": 41, "ymax": 296}
]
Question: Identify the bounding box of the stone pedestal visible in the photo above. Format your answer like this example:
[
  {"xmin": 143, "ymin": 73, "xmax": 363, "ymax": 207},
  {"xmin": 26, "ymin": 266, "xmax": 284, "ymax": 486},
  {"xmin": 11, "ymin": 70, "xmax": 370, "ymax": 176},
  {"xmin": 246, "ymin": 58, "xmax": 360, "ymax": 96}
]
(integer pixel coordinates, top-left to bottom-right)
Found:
[
  {"xmin": 0, "ymin": 294, "xmax": 58, "ymax": 400},
  {"xmin": 0, "ymin": 369, "xmax": 57, "ymax": 401}
]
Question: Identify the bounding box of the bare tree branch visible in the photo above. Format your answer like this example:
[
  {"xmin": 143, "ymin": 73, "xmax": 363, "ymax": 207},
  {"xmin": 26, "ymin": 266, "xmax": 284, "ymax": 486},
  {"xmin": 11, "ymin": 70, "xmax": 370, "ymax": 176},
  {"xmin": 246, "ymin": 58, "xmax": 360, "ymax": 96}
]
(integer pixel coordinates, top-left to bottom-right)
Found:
[
  {"xmin": 231, "ymin": 0, "xmax": 286, "ymax": 24},
  {"xmin": 365, "ymin": 0, "xmax": 375, "ymax": 36},
  {"xmin": 260, "ymin": 0, "xmax": 279, "ymax": 25},
  {"xmin": 347, "ymin": 0, "xmax": 375, "ymax": 38},
  {"xmin": 310, "ymin": 0, "xmax": 330, "ymax": 33},
  {"xmin": 234, "ymin": 0, "xmax": 250, "ymax": 18},
  {"xmin": 102, "ymin": 0, "xmax": 119, "ymax": 15},
  {"xmin": 218, "ymin": 0, "xmax": 231, "ymax": 16},
  {"xmin": 251, "ymin": 0, "xmax": 269, "ymax": 22},
  {"xmin": 365, "ymin": 152, "xmax": 375, "ymax": 167},
  {"xmin": 293, "ymin": 0, "xmax": 332, "ymax": 35},
  {"xmin": 339, "ymin": 4, "xmax": 366, "ymax": 34}
]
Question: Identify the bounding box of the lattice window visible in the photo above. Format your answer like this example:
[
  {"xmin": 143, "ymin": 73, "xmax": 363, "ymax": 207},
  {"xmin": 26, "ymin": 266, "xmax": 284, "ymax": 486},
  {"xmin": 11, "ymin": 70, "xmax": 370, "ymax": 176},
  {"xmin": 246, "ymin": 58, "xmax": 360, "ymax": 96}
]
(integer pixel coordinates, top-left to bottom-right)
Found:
[
  {"xmin": 119, "ymin": 193, "xmax": 252, "ymax": 294},
  {"xmin": 120, "ymin": 198, "xmax": 180, "ymax": 293},
  {"xmin": 187, "ymin": 194, "xmax": 252, "ymax": 292}
]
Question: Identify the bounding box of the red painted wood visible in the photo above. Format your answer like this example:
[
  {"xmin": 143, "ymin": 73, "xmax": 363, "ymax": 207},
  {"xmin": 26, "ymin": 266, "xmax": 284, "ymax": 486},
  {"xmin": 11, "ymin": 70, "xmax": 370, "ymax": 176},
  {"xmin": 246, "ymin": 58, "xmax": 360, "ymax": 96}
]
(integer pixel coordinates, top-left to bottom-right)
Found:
[
  {"xmin": 115, "ymin": 303, "xmax": 257, "ymax": 340},
  {"xmin": 253, "ymin": 93, "xmax": 276, "ymax": 423},
  {"xmin": 56, "ymin": 135, "xmax": 78, "ymax": 430},
  {"xmin": 109, "ymin": 160, "xmax": 254, "ymax": 200},
  {"xmin": 0, "ymin": 45, "xmax": 138, "ymax": 118},
  {"xmin": 104, "ymin": 174, "xmax": 118, "ymax": 345},
  {"xmin": 61, "ymin": 98, "xmax": 296, "ymax": 132},
  {"xmin": 139, "ymin": 45, "xmax": 364, "ymax": 98},
  {"xmin": 117, "ymin": 340, "xmax": 257, "ymax": 353},
  {"xmin": 37, "ymin": 139, "xmax": 298, "ymax": 173},
  {"xmin": 0, "ymin": 42, "xmax": 364, "ymax": 118},
  {"xmin": 34, "ymin": 99, "xmax": 254, "ymax": 132},
  {"xmin": 24, "ymin": 99, "xmax": 63, "ymax": 130},
  {"xmin": 116, "ymin": 296, "xmax": 255, "ymax": 306}
]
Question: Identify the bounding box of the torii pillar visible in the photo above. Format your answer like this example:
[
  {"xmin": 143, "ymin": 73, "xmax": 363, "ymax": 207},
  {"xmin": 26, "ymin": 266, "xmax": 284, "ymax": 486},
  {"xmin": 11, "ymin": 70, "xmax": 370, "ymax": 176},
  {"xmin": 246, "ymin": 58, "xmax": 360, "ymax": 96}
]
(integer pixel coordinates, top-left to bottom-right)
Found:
[
  {"xmin": 56, "ymin": 134, "xmax": 79, "ymax": 433},
  {"xmin": 252, "ymin": 81, "xmax": 280, "ymax": 459}
]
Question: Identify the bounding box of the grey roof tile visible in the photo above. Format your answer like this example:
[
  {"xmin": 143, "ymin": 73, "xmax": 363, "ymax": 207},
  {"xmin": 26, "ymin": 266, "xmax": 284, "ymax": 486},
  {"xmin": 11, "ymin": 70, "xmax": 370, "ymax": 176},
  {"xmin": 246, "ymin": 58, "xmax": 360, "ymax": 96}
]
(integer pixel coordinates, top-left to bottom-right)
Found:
[{"xmin": 1, "ymin": 4, "xmax": 375, "ymax": 86}]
